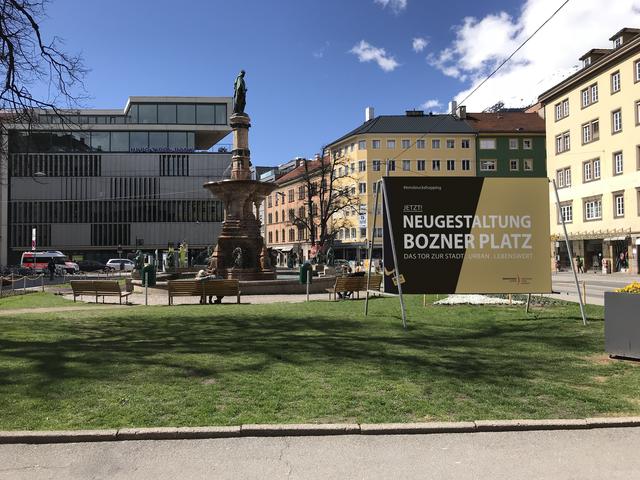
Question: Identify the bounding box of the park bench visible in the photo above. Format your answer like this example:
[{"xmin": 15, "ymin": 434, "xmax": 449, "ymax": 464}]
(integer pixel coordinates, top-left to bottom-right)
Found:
[
  {"xmin": 167, "ymin": 279, "xmax": 241, "ymax": 305},
  {"xmin": 70, "ymin": 280, "xmax": 132, "ymax": 304},
  {"xmin": 326, "ymin": 274, "xmax": 382, "ymax": 301}
]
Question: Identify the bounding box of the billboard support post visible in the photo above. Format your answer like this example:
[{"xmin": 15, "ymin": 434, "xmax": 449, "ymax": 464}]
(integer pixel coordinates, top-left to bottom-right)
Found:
[
  {"xmin": 552, "ymin": 179, "xmax": 587, "ymax": 326},
  {"xmin": 364, "ymin": 180, "xmax": 381, "ymax": 316},
  {"xmin": 381, "ymin": 180, "xmax": 407, "ymax": 330}
]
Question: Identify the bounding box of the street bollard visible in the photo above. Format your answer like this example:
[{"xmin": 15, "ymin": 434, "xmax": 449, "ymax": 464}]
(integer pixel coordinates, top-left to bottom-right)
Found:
[
  {"xmin": 11, "ymin": 273, "xmax": 14, "ymax": 291},
  {"xmin": 23, "ymin": 275, "xmax": 26, "ymax": 293},
  {"xmin": 41, "ymin": 275, "xmax": 44, "ymax": 292},
  {"xmin": 306, "ymin": 269, "xmax": 310, "ymax": 302},
  {"xmin": 145, "ymin": 271, "xmax": 148, "ymax": 306},
  {"xmin": 582, "ymin": 281, "xmax": 586, "ymax": 305}
]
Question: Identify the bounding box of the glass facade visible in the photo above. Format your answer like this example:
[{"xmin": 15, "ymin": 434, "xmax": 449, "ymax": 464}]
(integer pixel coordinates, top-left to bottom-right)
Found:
[
  {"xmin": 39, "ymin": 102, "xmax": 228, "ymax": 126},
  {"xmin": 9, "ymin": 130, "xmax": 198, "ymax": 153}
]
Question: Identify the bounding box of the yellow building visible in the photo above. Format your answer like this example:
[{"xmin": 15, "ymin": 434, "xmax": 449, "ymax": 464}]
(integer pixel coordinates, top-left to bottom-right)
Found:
[
  {"xmin": 539, "ymin": 27, "xmax": 640, "ymax": 274},
  {"xmin": 326, "ymin": 109, "xmax": 477, "ymax": 260}
]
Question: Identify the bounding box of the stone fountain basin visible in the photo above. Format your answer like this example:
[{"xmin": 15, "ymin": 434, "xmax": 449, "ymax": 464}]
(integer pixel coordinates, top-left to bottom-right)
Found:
[{"xmin": 203, "ymin": 179, "xmax": 276, "ymax": 199}]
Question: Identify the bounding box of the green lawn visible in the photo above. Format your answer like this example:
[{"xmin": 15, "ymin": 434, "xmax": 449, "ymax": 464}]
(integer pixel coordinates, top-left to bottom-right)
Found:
[
  {"xmin": 0, "ymin": 291, "xmax": 78, "ymax": 309},
  {"xmin": 0, "ymin": 296, "xmax": 638, "ymax": 430}
]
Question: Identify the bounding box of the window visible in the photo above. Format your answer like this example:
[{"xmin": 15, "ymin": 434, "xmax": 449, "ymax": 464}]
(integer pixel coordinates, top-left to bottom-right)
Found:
[
  {"xmin": 358, "ymin": 140, "xmax": 366, "ymax": 150},
  {"xmin": 593, "ymin": 158, "xmax": 601, "ymax": 179},
  {"xmin": 614, "ymin": 193, "xmax": 625, "ymax": 218},
  {"xmin": 372, "ymin": 160, "xmax": 381, "ymax": 171},
  {"xmin": 523, "ymin": 138, "xmax": 532, "ymax": 150},
  {"xmin": 583, "ymin": 161, "xmax": 592, "ymax": 181},
  {"xmin": 359, "ymin": 182, "xmax": 366, "ymax": 194},
  {"xmin": 554, "ymin": 98, "xmax": 569, "ymax": 120},
  {"xmin": 555, "ymin": 131, "xmax": 570, "ymax": 153},
  {"xmin": 401, "ymin": 139, "xmax": 411, "ymax": 149},
  {"xmin": 635, "ymin": 59, "xmax": 640, "ymax": 82},
  {"xmin": 461, "ymin": 139, "xmax": 470, "ymax": 149},
  {"xmin": 556, "ymin": 167, "xmax": 571, "ymax": 187},
  {"xmin": 387, "ymin": 139, "xmax": 396, "ymax": 149},
  {"xmin": 432, "ymin": 159, "xmax": 441, "ymax": 171},
  {"xmin": 446, "ymin": 139, "xmax": 455, "ymax": 149},
  {"xmin": 402, "ymin": 160, "xmax": 411, "ymax": 171},
  {"xmin": 636, "ymin": 100, "xmax": 640, "ymax": 125},
  {"xmin": 509, "ymin": 138, "xmax": 518, "ymax": 150},
  {"xmin": 267, "ymin": 195, "xmax": 272, "ymax": 208},
  {"xmin": 509, "ymin": 159, "xmax": 519, "ymax": 171},
  {"xmin": 581, "ymin": 83, "xmax": 598, "ymax": 108},
  {"xmin": 612, "ymin": 109, "xmax": 622, "ymax": 133},
  {"xmin": 358, "ymin": 160, "xmax": 366, "ymax": 172},
  {"xmin": 446, "ymin": 160, "xmax": 455, "ymax": 171},
  {"xmin": 583, "ymin": 57, "xmax": 591, "ymax": 68},
  {"xmin": 462, "ymin": 159, "xmax": 470, "ymax": 171},
  {"xmin": 611, "ymin": 71, "xmax": 621, "ymax": 93},
  {"xmin": 387, "ymin": 160, "xmax": 396, "ymax": 172},
  {"xmin": 479, "ymin": 138, "xmax": 496, "ymax": 149},
  {"xmin": 584, "ymin": 197, "xmax": 602, "ymax": 220},
  {"xmin": 298, "ymin": 185, "xmax": 305, "ymax": 200},
  {"xmin": 177, "ymin": 104, "xmax": 196, "ymax": 124},
  {"xmin": 417, "ymin": 160, "xmax": 426, "ymax": 171},
  {"xmin": 431, "ymin": 139, "xmax": 440, "ymax": 149},
  {"xmin": 523, "ymin": 159, "xmax": 533, "ymax": 171},
  {"xmin": 582, "ymin": 119, "xmax": 599, "ymax": 144},
  {"xmin": 350, "ymin": 143, "xmax": 355, "ymax": 152},
  {"xmin": 479, "ymin": 160, "xmax": 496, "ymax": 171},
  {"xmin": 614, "ymin": 36, "xmax": 623, "ymax": 48},
  {"xmin": 372, "ymin": 140, "xmax": 380, "ymax": 149},
  {"xmin": 350, "ymin": 162, "xmax": 355, "ymax": 174},
  {"xmin": 614, "ymin": 151, "xmax": 623, "ymax": 175},
  {"xmin": 338, "ymin": 167, "xmax": 343, "ymax": 177},
  {"xmin": 416, "ymin": 139, "xmax": 425, "ymax": 149},
  {"xmin": 559, "ymin": 203, "xmax": 573, "ymax": 223}
]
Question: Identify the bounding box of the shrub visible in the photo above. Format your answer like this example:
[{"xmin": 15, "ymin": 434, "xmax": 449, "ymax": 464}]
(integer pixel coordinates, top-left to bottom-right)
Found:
[{"xmin": 616, "ymin": 281, "xmax": 640, "ymax": 294}]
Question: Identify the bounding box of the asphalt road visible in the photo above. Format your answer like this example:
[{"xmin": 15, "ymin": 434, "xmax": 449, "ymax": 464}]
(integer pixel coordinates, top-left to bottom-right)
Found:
[
  {"xmin": 1, "ymin": 427, "xmax": 639, "ymax": 479},
  {"xmin": 550, "ymin": 271, "xmax": 640, "ymax": 305}
]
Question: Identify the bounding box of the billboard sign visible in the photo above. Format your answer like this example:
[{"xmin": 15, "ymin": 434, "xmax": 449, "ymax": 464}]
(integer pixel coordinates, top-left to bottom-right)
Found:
[{"xmin": 382, "ymin": 177, "xmax": 551, "ymax": 294}]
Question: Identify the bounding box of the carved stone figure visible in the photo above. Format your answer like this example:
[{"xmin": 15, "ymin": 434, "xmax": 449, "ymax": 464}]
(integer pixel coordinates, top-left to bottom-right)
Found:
[
  {"xmin": 326, "ymin": 247, "xmax": 335, "ymax": 266},
  {"xmin": 233, "ymin": 70, "xmax": 247, "ymax": 115},
  {"xmin": 260, "ymin": 246, "xmax": 272, "ymax": 270},
  {"xmin": 232, "ymin": 247, "xmax": 244, "ymax": 269}
]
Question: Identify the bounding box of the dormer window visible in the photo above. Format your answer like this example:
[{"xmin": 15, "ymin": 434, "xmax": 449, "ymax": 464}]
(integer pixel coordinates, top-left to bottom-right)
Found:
[
  {"xmin": 614, "ymin": 36, "xmax": 623, "ymax": 48},
  {"xmin": 583, "ymin": 57, "xmax": 591, "ymax": 68}
]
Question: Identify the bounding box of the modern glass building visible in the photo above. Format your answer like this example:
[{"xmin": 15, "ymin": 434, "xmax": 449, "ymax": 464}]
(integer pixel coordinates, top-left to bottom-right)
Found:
[{"xmin": 0, "ymin": 96, "xmax": 233, "ymax": 265}]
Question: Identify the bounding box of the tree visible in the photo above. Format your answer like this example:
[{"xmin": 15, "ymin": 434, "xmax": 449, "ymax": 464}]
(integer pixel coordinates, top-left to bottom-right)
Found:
[
  {"xmin": 292, "ymin": 148, "xmax": 360, "ymax": 254},
  {"xmin": 0, "ymin": 0, "xmax": 87, "ymax": 122}
]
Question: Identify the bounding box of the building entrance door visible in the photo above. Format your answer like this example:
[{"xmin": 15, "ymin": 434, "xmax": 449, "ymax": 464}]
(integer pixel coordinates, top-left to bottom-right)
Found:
[{"xmin": 611, "ymin": 240, "xmax": 629, "ymax": 272}]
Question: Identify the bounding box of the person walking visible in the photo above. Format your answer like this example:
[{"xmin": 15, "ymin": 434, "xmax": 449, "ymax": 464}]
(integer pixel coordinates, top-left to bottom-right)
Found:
[
  {"xmin": 576, "ymin": 255, "xmax": 584, "ymax": 274},
  {"xmin": 47, "ymin": 257, "xmax": 56, "ymax": 281}
]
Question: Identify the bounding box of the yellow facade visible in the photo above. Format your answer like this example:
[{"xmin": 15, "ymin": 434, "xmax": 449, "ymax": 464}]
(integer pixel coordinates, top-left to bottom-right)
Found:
[
  {"xmin": 329, "ymin": 133, "xmax": 476, "ymax": 249},
  {"xmin": 542, "ymin": 31, "xmax": 640, "ymax": 273}
]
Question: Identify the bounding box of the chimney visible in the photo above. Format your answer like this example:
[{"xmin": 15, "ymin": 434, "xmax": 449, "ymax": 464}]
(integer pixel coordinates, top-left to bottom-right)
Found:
[
  {"xmin": 458, "ymin": 105, "xmax": 467, "ymax": 119},
  {"xmin": 449, "ymin": 100, "xmax": 458, "ymax": 116},
  {"xmin": 365, "ymin": 107, "xmax": 375, "ymax": 121}
]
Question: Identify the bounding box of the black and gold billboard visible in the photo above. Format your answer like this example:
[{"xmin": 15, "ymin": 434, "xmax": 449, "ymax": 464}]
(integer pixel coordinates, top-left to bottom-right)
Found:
[{"xmin": 382, "ymin": 177, "xmax": 551, "ymax": 294}]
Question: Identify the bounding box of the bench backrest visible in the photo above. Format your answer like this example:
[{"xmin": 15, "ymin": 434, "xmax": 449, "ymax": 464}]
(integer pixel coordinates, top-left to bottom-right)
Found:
[
  {"xmin": 333, "ymin": 274, "xmax": 382, "ymax": 291},
  {"xmin": 93, "ymin": 280, "xmax": 123, "ymax": 294},
  {"xmin": 168, "ymin": 279, "xmax": 240, "ymax": 296},
  {"xmin": 70, "ymin": 280, "xmax": 95, "ymax": 294}
]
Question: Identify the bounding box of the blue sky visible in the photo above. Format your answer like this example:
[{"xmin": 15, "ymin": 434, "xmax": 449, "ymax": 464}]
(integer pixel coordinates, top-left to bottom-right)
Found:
[{"xmin": 37, "ymin": 0, "xmax": 640, "ymax": 165}]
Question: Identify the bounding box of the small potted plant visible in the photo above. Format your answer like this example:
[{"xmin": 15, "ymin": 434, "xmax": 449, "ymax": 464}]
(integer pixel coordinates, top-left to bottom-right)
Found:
[{"xmin": 605, "ymin": 282, "xmax": 640, "ymax": 360}]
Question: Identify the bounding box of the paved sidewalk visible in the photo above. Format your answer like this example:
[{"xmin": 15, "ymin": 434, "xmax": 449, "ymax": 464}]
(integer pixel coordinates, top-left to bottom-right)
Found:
[{"xmin": 1, "ymin": 427, "xmax": 639, "ymax": 479}]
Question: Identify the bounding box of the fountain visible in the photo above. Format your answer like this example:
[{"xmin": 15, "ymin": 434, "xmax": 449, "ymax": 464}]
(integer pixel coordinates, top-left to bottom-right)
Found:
[{"xmin": 203, "ymin": 70, "xmax": 277, "ymax": 280}]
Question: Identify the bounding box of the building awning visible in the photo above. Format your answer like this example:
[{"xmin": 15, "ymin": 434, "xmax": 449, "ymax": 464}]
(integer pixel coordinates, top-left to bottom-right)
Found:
[
  {"xmin": 276, "ymin": 246, "xmax": 293, "ymax": 252},
  {"xmin": 604, "ymin": 236, "xmax": 629, "ymax": 241}
]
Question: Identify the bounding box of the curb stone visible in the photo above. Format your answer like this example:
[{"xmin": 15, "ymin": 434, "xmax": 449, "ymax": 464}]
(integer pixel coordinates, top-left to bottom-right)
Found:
[{"xmin": 0, "ymin": 417, "xmax": 639, "ymax": 444}]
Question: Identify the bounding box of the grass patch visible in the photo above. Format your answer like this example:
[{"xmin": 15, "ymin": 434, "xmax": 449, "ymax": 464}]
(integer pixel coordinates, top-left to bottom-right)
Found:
[
  {"xmin": 0, "ymin": 292, "xmax": 77, "ymax": 309},
  {"xmin": 0, "ymin": 296, "xmax": 638, "ymax": 430}
]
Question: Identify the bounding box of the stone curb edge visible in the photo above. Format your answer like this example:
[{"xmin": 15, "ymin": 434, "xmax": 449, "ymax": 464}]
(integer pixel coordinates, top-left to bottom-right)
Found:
[{"xmin": 1, "ymin": 417, "xmax": 639, "ymax": 444}]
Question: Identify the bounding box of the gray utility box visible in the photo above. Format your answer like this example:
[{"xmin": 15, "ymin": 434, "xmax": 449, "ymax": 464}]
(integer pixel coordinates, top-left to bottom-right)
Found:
[{"xmin": 604, "ymin": 292, "xmax": 640, "ymax": 360}]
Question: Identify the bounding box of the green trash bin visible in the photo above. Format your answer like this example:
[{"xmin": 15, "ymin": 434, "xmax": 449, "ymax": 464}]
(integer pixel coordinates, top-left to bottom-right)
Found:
[
  {"xmin": 142, "ymin": 264, "xmax": 156, "ymax": 287},
  {"xmin": 299, "ymin": 263, "xmax": 312, "ymax": 284}
]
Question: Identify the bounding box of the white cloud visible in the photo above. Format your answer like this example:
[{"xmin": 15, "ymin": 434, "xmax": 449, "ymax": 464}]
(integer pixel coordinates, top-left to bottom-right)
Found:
[
  {"xmin": 313, "ymin": 41, "xmax": 330, "ymax": 59},
  {"xmin": 412, "ymin": 37, "xmax": 428, "ymax": 53},
  {"xmin": 374, "ymin": 0, "xmax": 407, "ymax": 14},
  {"xmin": 420, "ymin": 99, "xmax": 442, "ymax": 110},
  {"xmin": 430, "ymin": 0, "xmax": 640, "ymax": 110},
  {"xmin": 350, "ymin": 40, "xmax": 400, "ymax": 72}
]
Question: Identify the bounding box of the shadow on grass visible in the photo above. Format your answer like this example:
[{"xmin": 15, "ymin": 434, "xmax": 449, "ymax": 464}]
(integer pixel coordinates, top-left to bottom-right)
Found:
[{"xmin": 0, "ymin": 302, "xmax": 604, "ymax": 398}]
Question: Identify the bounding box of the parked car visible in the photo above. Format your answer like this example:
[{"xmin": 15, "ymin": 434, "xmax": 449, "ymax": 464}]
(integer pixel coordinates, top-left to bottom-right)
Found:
[
  {"xmin": 105, "ymin": 258, "xmax": 135, "ymax": 272},
  {"xmin": 77, "ymin": 260, "xmax": 108, "ymax": 272}
]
